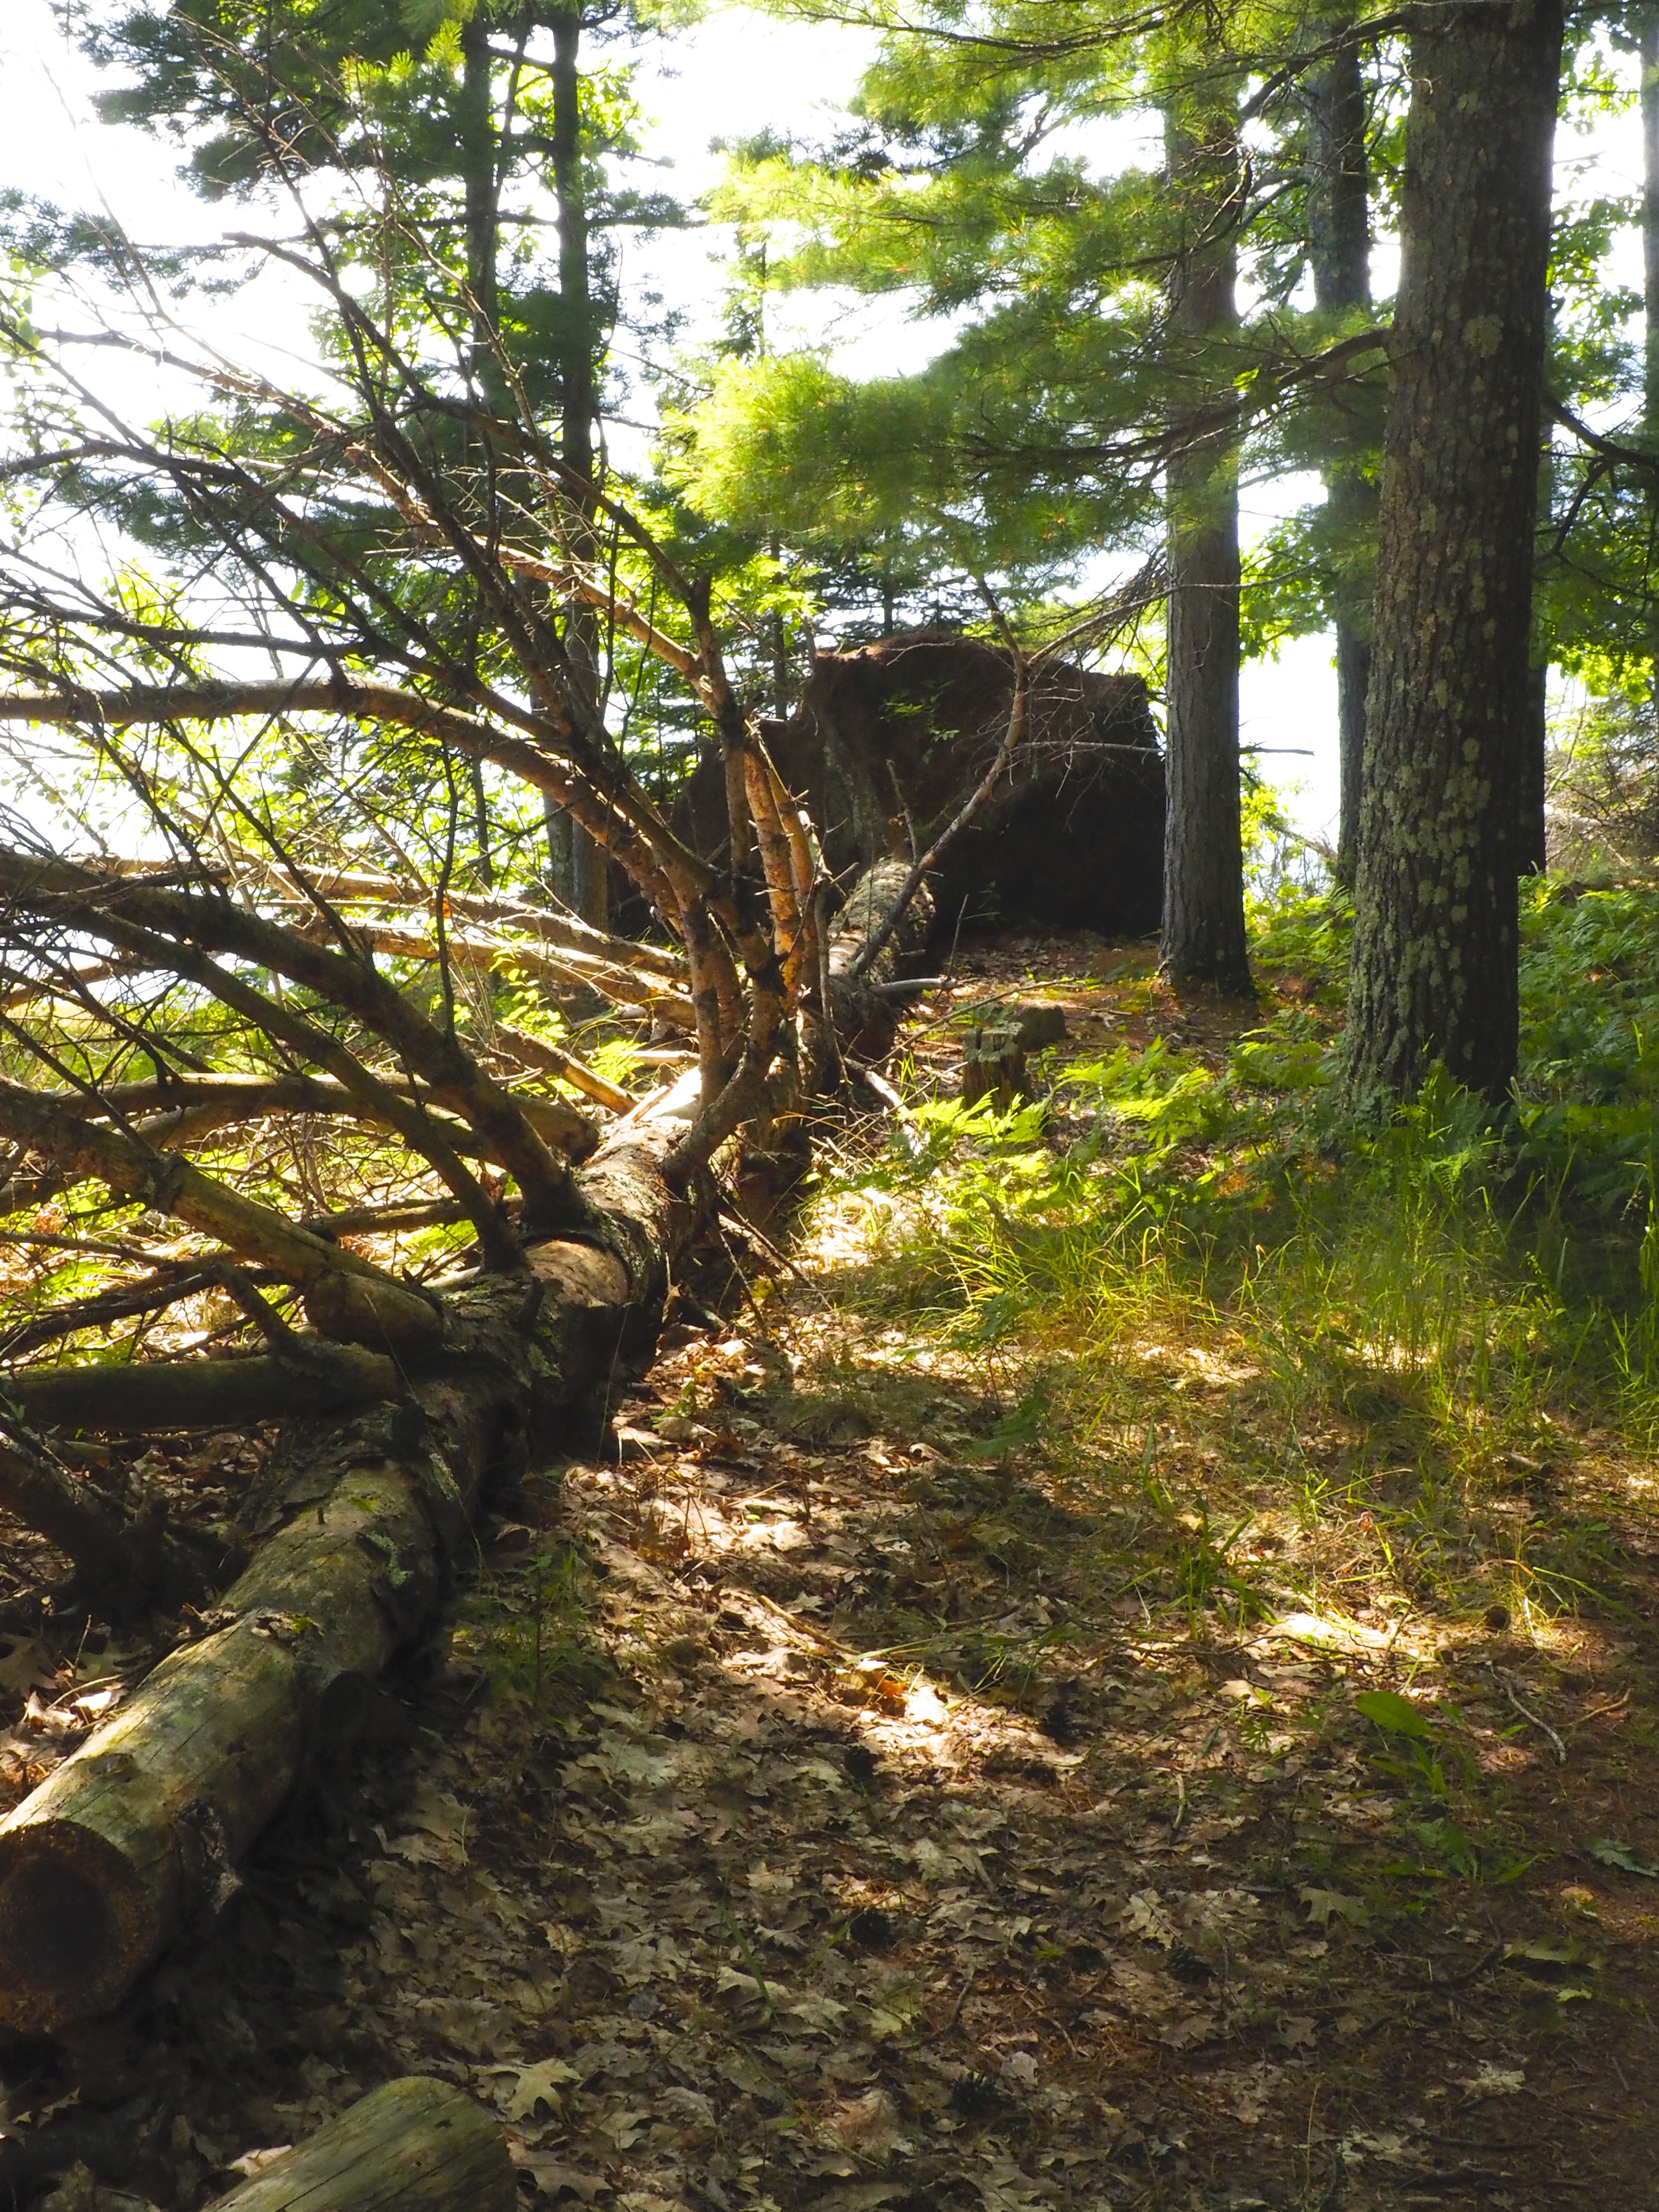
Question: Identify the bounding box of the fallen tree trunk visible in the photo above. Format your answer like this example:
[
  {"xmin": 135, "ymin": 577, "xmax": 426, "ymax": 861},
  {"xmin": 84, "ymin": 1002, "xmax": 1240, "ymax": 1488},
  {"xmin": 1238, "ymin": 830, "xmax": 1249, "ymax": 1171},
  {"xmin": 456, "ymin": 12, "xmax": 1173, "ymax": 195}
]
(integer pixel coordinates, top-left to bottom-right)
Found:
[
  {"xmin": 0, "ymin": 863, "xmax": 920, "ymax": 2035},
  {"xmin": 0, "ymin": 1085, "xmax": 696, "ymax": 2033},
  {"xmin": 203, "ymin": 2077, "xmax": 513, "ymax": 2212},
  {"xmin": 826, "ymin": 858, "xmax": 937, "ymax": 1060}
]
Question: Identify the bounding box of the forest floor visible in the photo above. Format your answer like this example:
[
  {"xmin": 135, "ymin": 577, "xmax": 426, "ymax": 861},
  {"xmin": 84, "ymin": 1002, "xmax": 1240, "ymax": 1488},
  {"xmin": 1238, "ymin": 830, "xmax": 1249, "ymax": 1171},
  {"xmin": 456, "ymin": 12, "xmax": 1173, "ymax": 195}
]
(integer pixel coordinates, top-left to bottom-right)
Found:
[{"xmin": 3, "ymin": 932, "xmax": 1659, "ymax": 2211}]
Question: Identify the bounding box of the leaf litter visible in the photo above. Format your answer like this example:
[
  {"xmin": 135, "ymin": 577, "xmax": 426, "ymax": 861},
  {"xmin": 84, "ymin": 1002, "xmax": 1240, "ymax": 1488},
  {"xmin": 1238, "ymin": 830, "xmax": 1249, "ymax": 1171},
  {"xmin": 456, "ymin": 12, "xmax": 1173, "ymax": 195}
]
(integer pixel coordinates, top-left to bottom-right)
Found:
[{"xmin": 2, "ymin": 944, "xmax": 1659, "ymax": 2205}]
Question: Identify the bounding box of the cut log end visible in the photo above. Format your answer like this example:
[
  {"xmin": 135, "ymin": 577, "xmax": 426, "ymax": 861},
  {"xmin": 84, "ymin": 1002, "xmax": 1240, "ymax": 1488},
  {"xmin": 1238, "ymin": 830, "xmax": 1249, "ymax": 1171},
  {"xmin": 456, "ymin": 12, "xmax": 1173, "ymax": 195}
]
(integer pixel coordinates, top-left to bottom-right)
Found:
[
  {"xmin": 204, "ymin": 2077, "xmax": 514, "ymax": 2212},
  {"xmin": 0, "ymin": 1816, "xmax": 158, "ymax": 2033}
]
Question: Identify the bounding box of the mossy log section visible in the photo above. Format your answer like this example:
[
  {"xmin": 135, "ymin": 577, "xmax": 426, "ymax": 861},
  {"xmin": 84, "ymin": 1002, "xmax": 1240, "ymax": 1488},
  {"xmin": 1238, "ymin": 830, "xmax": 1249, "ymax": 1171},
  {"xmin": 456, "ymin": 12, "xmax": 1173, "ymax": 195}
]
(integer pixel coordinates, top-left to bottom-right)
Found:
[
  {"xmin": 0, "ymin": 1091, "xmax": 697, "ymax": 2033},
  {"xmin": 202, "ymin": 2078, "xmax": 514, "ymax": 2212}
]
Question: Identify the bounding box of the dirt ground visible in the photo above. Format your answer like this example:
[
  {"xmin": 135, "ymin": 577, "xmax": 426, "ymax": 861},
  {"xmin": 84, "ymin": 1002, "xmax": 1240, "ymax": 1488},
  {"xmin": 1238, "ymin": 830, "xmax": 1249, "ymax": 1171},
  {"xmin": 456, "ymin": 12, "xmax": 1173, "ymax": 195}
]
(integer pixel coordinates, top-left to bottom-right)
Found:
[{"xmin": 1, "ymin": 936, "xmax": 1658, "ymax": 2212}]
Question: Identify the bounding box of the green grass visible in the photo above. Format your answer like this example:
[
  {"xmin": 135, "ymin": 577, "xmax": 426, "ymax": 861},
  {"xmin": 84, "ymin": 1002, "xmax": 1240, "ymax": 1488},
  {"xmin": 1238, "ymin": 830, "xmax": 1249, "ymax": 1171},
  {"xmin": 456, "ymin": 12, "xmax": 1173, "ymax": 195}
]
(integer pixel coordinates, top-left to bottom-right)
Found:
[{"xmin": 804, "ymin": 877, "xmax": 1659, "ymax": 1645}]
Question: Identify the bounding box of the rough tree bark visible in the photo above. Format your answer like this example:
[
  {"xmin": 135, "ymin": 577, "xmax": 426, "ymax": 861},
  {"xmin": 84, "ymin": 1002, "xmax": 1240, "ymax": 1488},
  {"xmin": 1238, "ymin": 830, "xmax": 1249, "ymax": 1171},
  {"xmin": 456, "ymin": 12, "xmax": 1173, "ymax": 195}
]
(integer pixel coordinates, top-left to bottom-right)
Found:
[
  {"xmin": 1162, "ymin": 80, "xmax": 1254, "ymax": 994},
  {"xmin": 1345, "ymin": 0, "xmax": 1563, "ymax": 1107}
]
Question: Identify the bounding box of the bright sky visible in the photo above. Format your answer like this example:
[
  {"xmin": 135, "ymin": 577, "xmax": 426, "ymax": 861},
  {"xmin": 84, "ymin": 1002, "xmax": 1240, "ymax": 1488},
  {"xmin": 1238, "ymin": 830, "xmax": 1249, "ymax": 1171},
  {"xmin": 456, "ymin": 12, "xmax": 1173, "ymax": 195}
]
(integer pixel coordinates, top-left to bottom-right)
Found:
[{"xmin": 0, "ymin": 0, "xmax": 1647, "ymax": 853}]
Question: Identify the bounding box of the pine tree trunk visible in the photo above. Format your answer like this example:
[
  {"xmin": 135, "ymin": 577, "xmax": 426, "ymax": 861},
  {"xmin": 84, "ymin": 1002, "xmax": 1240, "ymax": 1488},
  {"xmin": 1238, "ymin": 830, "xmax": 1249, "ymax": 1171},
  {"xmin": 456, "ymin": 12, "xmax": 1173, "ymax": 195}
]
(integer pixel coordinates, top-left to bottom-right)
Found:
[
  {"xmin": 1642, "ymin": 4, "xmax": 1659, "ymax": 711},
  {"xmin": 546, "ymin": 5, "xmax": 610, "ymax": 932},
  {"xmin": 1161, "ymin": 90, "xmax": 1253, "ymax": 995},
  {"xmin": 1345, "ymin": 0, "xmax": 1562, "ymax": 1108},
  {"xmin": 458, "ymin": 17, "xmax": 502, "ymax": 404},
  {"xmin": 1307, "ymin": 36, "xmax": 1374, "ymax": 884}
]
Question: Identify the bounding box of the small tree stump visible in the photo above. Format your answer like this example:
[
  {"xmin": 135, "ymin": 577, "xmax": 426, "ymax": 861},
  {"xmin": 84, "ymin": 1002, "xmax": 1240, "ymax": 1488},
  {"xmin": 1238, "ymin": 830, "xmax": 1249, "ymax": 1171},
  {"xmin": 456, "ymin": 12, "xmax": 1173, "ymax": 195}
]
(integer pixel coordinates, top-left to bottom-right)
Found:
[
  {"xmin": 962, "ymin": 1022, "xmax": 1026, "ymax": 1110},
  {"xmin": 204, "ymin": 2079, "xmax": 513, "ymax": 2212},
  {"xmin": 961, "ymin": 1003, "xmax": 1067, "ymax": 1110}
]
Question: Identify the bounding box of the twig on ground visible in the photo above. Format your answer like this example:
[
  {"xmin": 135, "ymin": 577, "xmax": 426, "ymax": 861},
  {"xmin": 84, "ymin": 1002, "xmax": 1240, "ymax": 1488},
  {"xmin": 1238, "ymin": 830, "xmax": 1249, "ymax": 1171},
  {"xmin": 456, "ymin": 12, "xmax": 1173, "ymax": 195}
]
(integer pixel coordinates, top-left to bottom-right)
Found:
[{"xmin": 1491, "ymin": 1668, "xmax": 1567, "ymax": 1763}]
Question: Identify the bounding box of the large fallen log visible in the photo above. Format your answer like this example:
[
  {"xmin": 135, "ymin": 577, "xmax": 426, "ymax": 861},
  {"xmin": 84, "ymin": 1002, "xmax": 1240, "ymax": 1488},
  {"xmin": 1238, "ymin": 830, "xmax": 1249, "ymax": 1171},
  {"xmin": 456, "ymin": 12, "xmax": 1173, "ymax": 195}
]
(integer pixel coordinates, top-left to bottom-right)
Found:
[
  {"xmin": 203, "ymin": 2077, "xmax": 513, "ymax": 2212},
  {"xmin": 0, "ymin": 1083, "xmax": 696, "ymax": 2033},
  {"xmin": 0, "ymin": 858, "xmax": 922, "ymax": 2034}
]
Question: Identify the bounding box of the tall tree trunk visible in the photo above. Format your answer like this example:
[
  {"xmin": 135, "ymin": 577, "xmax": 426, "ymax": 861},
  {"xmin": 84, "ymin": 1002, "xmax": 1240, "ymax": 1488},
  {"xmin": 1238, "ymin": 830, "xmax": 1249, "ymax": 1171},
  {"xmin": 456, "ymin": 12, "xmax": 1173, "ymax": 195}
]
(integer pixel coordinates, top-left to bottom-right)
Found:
[
  {"xmin": 1642, "ymin": 5, "xmax": 1659, "ymax": 712},
  {"xmin": 1644, "ymin": 5, "xmax": 1659, "ymax": 437},
  {"xmin": 458, "ymin": 16, "xmax": 502, "ymax": 406},
  {"xmin": 1307, "ymin": 35, "xmax": 1374, "ymax": 884},
  {"xmin": 1520, "ymin": 433, "xmax": 1553, "ymax": 875},
  {"xmin": 545, "ymin": 5, "xmax": 610, "ymax": 931},
  {"xmin": 1346, "ymin": 0, "xmax": 1563, "ymax": 1109},
  {"xmin": 1161, "ymin": 88, "xmax": 1253, "ymax": 995}
]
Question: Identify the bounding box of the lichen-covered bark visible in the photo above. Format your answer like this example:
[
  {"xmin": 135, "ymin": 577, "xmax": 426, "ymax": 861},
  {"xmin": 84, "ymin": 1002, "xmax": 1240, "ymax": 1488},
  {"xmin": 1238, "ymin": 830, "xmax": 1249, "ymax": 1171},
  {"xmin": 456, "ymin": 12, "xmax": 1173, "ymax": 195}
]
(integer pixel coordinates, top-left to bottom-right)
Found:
[{"xmin": 1346, "ymin": 0, "xmax": 1563, "ymax": 1106}]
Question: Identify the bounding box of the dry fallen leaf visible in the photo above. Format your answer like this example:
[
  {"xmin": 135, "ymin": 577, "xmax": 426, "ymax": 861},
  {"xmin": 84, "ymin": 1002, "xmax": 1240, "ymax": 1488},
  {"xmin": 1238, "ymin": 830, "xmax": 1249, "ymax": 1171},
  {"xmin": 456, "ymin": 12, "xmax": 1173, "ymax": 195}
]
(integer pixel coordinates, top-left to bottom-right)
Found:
[{"xmin": 490, "ymin": 2055, "xmax": 581, "ymax": 2122}]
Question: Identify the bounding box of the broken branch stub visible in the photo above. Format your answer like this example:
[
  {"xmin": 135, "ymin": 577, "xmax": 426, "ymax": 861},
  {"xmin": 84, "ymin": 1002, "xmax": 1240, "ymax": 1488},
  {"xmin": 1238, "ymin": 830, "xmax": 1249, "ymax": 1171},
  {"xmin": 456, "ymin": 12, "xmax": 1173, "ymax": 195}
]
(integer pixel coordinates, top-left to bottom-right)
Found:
[
  {"xmin": 0, "ymin": 1096, "xmax": 693, "ymax": 2035},
  {"xmin": 0, "ymin": 1424, "xmax": 234, "ymax": 1613},
  {"xmin": 7, "ymin": 1346, "xmax": 400, "ymax": 1434},
  {"xmin": 202, "ymin": 2077, "xmax": 514, "ymax": 2212}
]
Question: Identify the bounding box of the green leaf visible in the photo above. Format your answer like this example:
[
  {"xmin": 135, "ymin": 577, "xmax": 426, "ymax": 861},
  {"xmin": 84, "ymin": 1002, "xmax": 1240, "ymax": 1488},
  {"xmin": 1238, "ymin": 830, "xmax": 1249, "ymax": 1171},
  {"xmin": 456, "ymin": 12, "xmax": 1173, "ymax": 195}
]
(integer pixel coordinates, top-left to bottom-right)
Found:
[
  {"xmin": 1354, "ymin": 1689, "xmax": 1433, "ymax": 1738},
  {"xmin": 1588, "ymin": 1836, "xmax": 1659, "ymax": 1877},
  {"xmin": 1299, "ymin": 1886, "xmax": 1370, "ymax": 1929}
]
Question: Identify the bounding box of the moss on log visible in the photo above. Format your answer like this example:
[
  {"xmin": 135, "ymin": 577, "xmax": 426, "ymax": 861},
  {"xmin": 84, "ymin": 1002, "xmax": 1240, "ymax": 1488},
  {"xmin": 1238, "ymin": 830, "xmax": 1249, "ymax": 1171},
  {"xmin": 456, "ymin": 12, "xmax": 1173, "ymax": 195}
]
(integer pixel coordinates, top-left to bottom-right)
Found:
[
  {"xmin": 0, "ymin": 1098, "xmax": 694, "ymax": 2033},
  {"xmin": 202, "ymin": 2079, "xmax": 513, "ymax": 2212}
]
